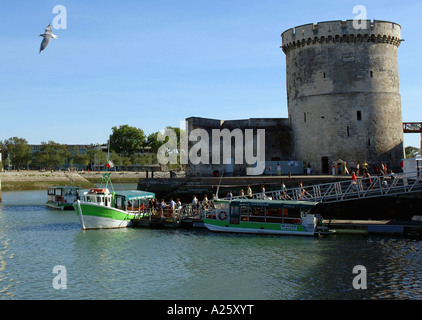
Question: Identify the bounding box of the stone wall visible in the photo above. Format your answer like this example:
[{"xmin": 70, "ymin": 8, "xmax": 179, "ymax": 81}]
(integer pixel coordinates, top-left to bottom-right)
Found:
[
  {"xmin": 281, "ymin": 20, "xmax": 404, "ymax": 173},
  {"xmin": 185, "ymin": 117, "xmax": 292, "ymax": 176}
]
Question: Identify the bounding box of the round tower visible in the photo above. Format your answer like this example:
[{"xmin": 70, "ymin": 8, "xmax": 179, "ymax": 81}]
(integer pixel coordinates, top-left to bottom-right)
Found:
[{"xmin": 281, "ymin": 20, "xmax": 404, "ymax": 174}]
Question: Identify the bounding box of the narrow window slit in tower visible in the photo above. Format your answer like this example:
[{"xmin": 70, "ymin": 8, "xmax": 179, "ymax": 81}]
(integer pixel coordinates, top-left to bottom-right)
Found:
[
  {"xmin": 370, "ymin": 71, "xmax": 373, "ymax": 77},
  {"xmin": 347, "ymin": 126, "xmax": 350, "ymax": 137},
  {"xmin": 357, "ymin": 111, "xmax": 362, "ymax": 121},
  {"xmin": 304, "ymin": 113, "xmax": 307, "ymax": 122}
]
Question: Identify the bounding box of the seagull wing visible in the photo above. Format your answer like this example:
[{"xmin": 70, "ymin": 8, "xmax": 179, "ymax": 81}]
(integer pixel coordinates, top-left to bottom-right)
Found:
[
  {"xmin": 39, "ymin": 37, "xmax": 51, "ymax": 53},
  {"xmin": 45, "ymin": 24, "xmax": 52, "ymax": 36}
]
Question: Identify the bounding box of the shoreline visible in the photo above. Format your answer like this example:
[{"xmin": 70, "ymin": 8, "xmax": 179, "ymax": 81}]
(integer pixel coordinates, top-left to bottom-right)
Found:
[
  {"xmin": 0, "ymin": 170, "xmax": 142, "ymax": 191},
  {"xmin": 0, "ymin": 170, "xmax": 349, "ymax": 192}
]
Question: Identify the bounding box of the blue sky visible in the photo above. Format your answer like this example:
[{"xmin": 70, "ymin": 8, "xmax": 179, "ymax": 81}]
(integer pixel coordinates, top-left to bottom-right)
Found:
[{"xmin": 0, "ymin": 0, "xmax": 420, "ymax": 148}]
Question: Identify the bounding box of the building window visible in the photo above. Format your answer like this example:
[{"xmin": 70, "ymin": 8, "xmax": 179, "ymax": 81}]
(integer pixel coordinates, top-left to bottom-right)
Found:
[
  {"xmin": 367, "ymin": 138, "xmax": 371, "ymax": 147},
  {"xmin": 346, "ymin": 126, "xmax": 350, "ymax": 137},
  {"xmin": 323, "ymin": 72, "xmax": 326, "ymax": 78},
  {"xmin": 304, "ymin": 113, "xmax": 307, "ymax": 123},
  {"xmin": 370, "ymin": 71, "xmax": 373, "ymax": 78},
  {"xmin": 357, "ymin": 111, "xmax": 362, "ymax": 121}
]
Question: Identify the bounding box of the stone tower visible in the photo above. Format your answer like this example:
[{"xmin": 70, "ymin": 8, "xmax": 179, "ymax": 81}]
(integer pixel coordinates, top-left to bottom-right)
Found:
[{"xmin": 281, "ymin": 20, "xmax": 404, "ymax": 173}]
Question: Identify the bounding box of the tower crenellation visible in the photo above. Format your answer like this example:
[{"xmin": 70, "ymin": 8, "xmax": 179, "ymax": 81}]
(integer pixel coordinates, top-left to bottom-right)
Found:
[{"xmin": 281, "ymin": 20, "xmax": 402, "ymax": 54}]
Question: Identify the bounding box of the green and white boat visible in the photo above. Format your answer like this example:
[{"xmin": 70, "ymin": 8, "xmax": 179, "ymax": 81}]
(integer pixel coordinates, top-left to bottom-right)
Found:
[
  {"xmin": 46, "ymin": 186, "xmax": 80, "ymax": 210},
  {"xmin": 73, "ymin": 172, "xmax": 155, "ymax": 230},
  {"xmin": 202, "ymin": 198, "xmax": 332, "ymax": 236}
]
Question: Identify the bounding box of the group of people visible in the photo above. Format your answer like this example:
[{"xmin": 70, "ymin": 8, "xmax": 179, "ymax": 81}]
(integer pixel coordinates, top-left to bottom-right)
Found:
[
  {"xmin": 351, "ymin": 164, "xmax": 396, "ymax": 190},
  {"xmin": 341, "ymin": 160, "xmax": 390, "ymax": 176},
  {"xmin": 147, "ymin": 197, "xmax": 183, "ymax": 214}
]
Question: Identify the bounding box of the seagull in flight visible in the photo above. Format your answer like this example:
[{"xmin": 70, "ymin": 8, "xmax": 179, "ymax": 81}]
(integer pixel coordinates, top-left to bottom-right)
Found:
[{"xmin": 39, "ymin": 23, "xmax": 58, "ymax": 53}]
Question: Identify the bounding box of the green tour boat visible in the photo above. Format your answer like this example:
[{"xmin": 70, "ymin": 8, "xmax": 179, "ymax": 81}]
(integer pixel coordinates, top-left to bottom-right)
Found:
[{"xmin": 202, "ymin": 198, "xmax": 332, "ymax": 236}]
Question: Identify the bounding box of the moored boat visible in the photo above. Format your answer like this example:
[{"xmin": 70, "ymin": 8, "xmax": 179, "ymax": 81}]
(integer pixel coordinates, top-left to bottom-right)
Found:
[
  {"xmin": 202, "ymin": 198, "xmax": 333, "ymax": 236},
  {"xmin": 73, "ymin": 187, "xmax": 155, "ymax": 230},
  {"xmin": 46, "ymin": 186, "xmax": 80, "ymax": 210}
]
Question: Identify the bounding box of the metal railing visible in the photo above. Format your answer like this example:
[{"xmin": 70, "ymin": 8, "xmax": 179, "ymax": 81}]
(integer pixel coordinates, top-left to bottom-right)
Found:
[{"xmin": 250, "ymin": 172, "xmax": 422, "ymax": 204}]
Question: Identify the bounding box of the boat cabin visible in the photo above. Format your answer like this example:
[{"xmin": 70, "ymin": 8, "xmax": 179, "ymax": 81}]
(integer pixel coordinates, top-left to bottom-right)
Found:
[
  {"xmin": 82, "ymin": 188, "xmax": 113, "ymax": 207},
  {"xmin": 211, "ymin": 199, "xmax": 319, "ymax": 225},
  {"xmin": 47, "ymin": 186, "xmax": 80, "ymax": 209},
  {"xmin": 81, "ymin": 188, "xmax": 155, "ymax": 212}
]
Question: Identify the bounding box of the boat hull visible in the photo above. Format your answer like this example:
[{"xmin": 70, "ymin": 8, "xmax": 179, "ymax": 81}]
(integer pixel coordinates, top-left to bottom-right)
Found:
[
  {"xmin": 73, "ymin": 200, "xmax": 135, "ymax": 230},
  {"xmin": 202, "ymin": 218, "xmax": 316, "ymax": 236},
  {"xmin": 46, "ymin": 202, "xmax": 75, "ymax": 210}
]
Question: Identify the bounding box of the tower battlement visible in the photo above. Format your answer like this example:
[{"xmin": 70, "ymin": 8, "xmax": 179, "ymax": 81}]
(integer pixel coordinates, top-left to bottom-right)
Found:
[{"xmin": 281, "ymin": 20, "xmax": 402, "ymax": 54}]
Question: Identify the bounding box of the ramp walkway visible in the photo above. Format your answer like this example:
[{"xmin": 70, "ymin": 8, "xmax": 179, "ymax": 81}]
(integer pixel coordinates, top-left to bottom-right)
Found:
[{"xmin": 249, "ymin": 172, "xmax": 422, "ymax": 204}]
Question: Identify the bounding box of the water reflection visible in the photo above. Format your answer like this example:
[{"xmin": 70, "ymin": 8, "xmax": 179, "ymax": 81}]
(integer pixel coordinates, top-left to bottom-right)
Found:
[{"xmin": 0, "ymin": 189, "xmax": 421, "ymax": 300}]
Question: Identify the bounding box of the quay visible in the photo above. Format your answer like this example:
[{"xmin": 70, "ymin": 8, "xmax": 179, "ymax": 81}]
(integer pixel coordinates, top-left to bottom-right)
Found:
[
  {"xmin": 131, "ymin": 214, "xmax": 204, "ymax": 229},
  {"xmin": 136, "ymin": 174, "xmax": 349, "ymax": 201},
  {"xmin": 133, "ymin": 171, "xmax": 422, "ymax": 237},
  {"xmin": 324, "ymin": 218, "xmax": 422, "ymax": 237},
  {"xmin": 130, "ymin": 214, "xmax": 422, "ymax": 237}
]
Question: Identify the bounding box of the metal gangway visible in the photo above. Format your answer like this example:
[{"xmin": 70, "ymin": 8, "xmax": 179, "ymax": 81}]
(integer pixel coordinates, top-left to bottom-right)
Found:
[{"xmin": 251, "ymin": 172, "xmax": 422, "ymax": 204}]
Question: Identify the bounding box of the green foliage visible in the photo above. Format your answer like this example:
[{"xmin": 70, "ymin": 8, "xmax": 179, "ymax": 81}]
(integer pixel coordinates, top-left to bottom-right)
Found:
[
  {"xmin": 405, "ymin": 146, "xmax": 421, "ymax": 158},
  {"xmin": 110, "ymin": 124, "xmax": 146, "ymax": 156},
  {"xmin": 86, "ymin": 148, "xmax": 107, "ymax": 165},
  {"xmin": 34, "ymin": 141, "xmax": 71, "ymax": 170},
  {"xmin": 2, "ymin": 137, "xmax": 32, "ymax": 170}
]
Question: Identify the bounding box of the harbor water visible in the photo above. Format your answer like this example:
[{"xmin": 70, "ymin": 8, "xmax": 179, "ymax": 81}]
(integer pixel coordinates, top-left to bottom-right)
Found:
[{"xmin": 0, "ymin": 189, "xmax": 421, "ymax": 300}]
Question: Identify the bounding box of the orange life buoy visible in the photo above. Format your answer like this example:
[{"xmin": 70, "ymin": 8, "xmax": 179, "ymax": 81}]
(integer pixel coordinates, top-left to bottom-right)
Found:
[
  {"xmin": 218, "ymin": 211, "xmax": 228, "ymax": 220},
  {"xmin": 89, "ymin": 188, "xmax": 106, "ymax": 194}
]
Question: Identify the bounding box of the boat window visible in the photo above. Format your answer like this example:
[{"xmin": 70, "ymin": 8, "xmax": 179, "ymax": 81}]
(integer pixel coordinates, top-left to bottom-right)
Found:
[
  {"xmin": 250, "ymin": 206, "xmax": 265, "ymax": 222},
  {"xmin": 115, "ymin": 197, "xmax": 125, "ymax": 210},
  {"xmin": 230, "ymin": 206, "xmax": 240, "ymax": 224},
  {"xmin": 266, "ymin": 207, "xmax": 284, "ymax": 223},
  {"xmin": 282, "ymin": 208, "xmax": 301, "ymax": 224},
  {"xmin": 240, "ymin": 205, "xmax": 249, "ymax": 221}
]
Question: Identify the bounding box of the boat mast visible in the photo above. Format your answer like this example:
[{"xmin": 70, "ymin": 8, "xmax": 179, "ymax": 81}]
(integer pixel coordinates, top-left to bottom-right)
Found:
[{"xmin": 101, "ymin": 136, "xmax": 114, "ymax": 193}]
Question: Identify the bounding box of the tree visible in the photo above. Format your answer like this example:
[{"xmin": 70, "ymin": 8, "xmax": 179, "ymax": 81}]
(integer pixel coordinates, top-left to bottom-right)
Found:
[
  {"xmin": 405, "ymin": 146, "xmax": 421, "ymax": 158},
  {"xmin": 34, "ymin": 141, "xmax": 70, "ymax": 170},
  {"xmin": 110, "ymin": 124, "xmax": 146, "ymax": 156},
  {"xmin": 71, "ymin": 146, "xmax": 90, "ymax": 169},
  {"xmin": 147, "ymin": 126, "xmax": 185, "ymax": 169},
  {"xmin": 2, "ymin": 137, "xmax": 32, "ymax": 170},
  {"xmin": 86, "ymin": 148, "xmax": 107, "ymax": 166},
  {"xmin": 146, "ymin": 126, "xmax": 184, "ymax": 153}
]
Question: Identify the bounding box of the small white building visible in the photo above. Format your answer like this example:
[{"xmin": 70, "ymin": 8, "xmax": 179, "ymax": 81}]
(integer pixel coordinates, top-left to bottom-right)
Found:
[{"xmin": 401, "ymin": 156, "xmax": 422, "ymax": 178}]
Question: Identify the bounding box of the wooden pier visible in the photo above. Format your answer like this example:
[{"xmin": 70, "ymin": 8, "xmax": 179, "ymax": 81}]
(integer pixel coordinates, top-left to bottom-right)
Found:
[{"xmin": 130, "ymin": 211, "xmax": 205, "ymax": 229}]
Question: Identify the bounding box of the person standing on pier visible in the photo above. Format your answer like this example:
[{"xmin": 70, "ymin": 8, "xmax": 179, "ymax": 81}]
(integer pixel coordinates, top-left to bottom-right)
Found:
[
  {"xmin": 247, "ymin": 186, "xmax": 253, "ymax": 199},
  {"xmin": 351, "ymin": 171, "xmax": 358, "ymax": 191},
  {"xmin": 192, "ymin": 195, "xmax": 198, "ymax": 209},
  {"xmin": 227, "ymin": 191, "xmax": 233, "ymax": 200},
  {"xmin": 281, "ymin": 182, "xmax": 287, "ymax": 199}
]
